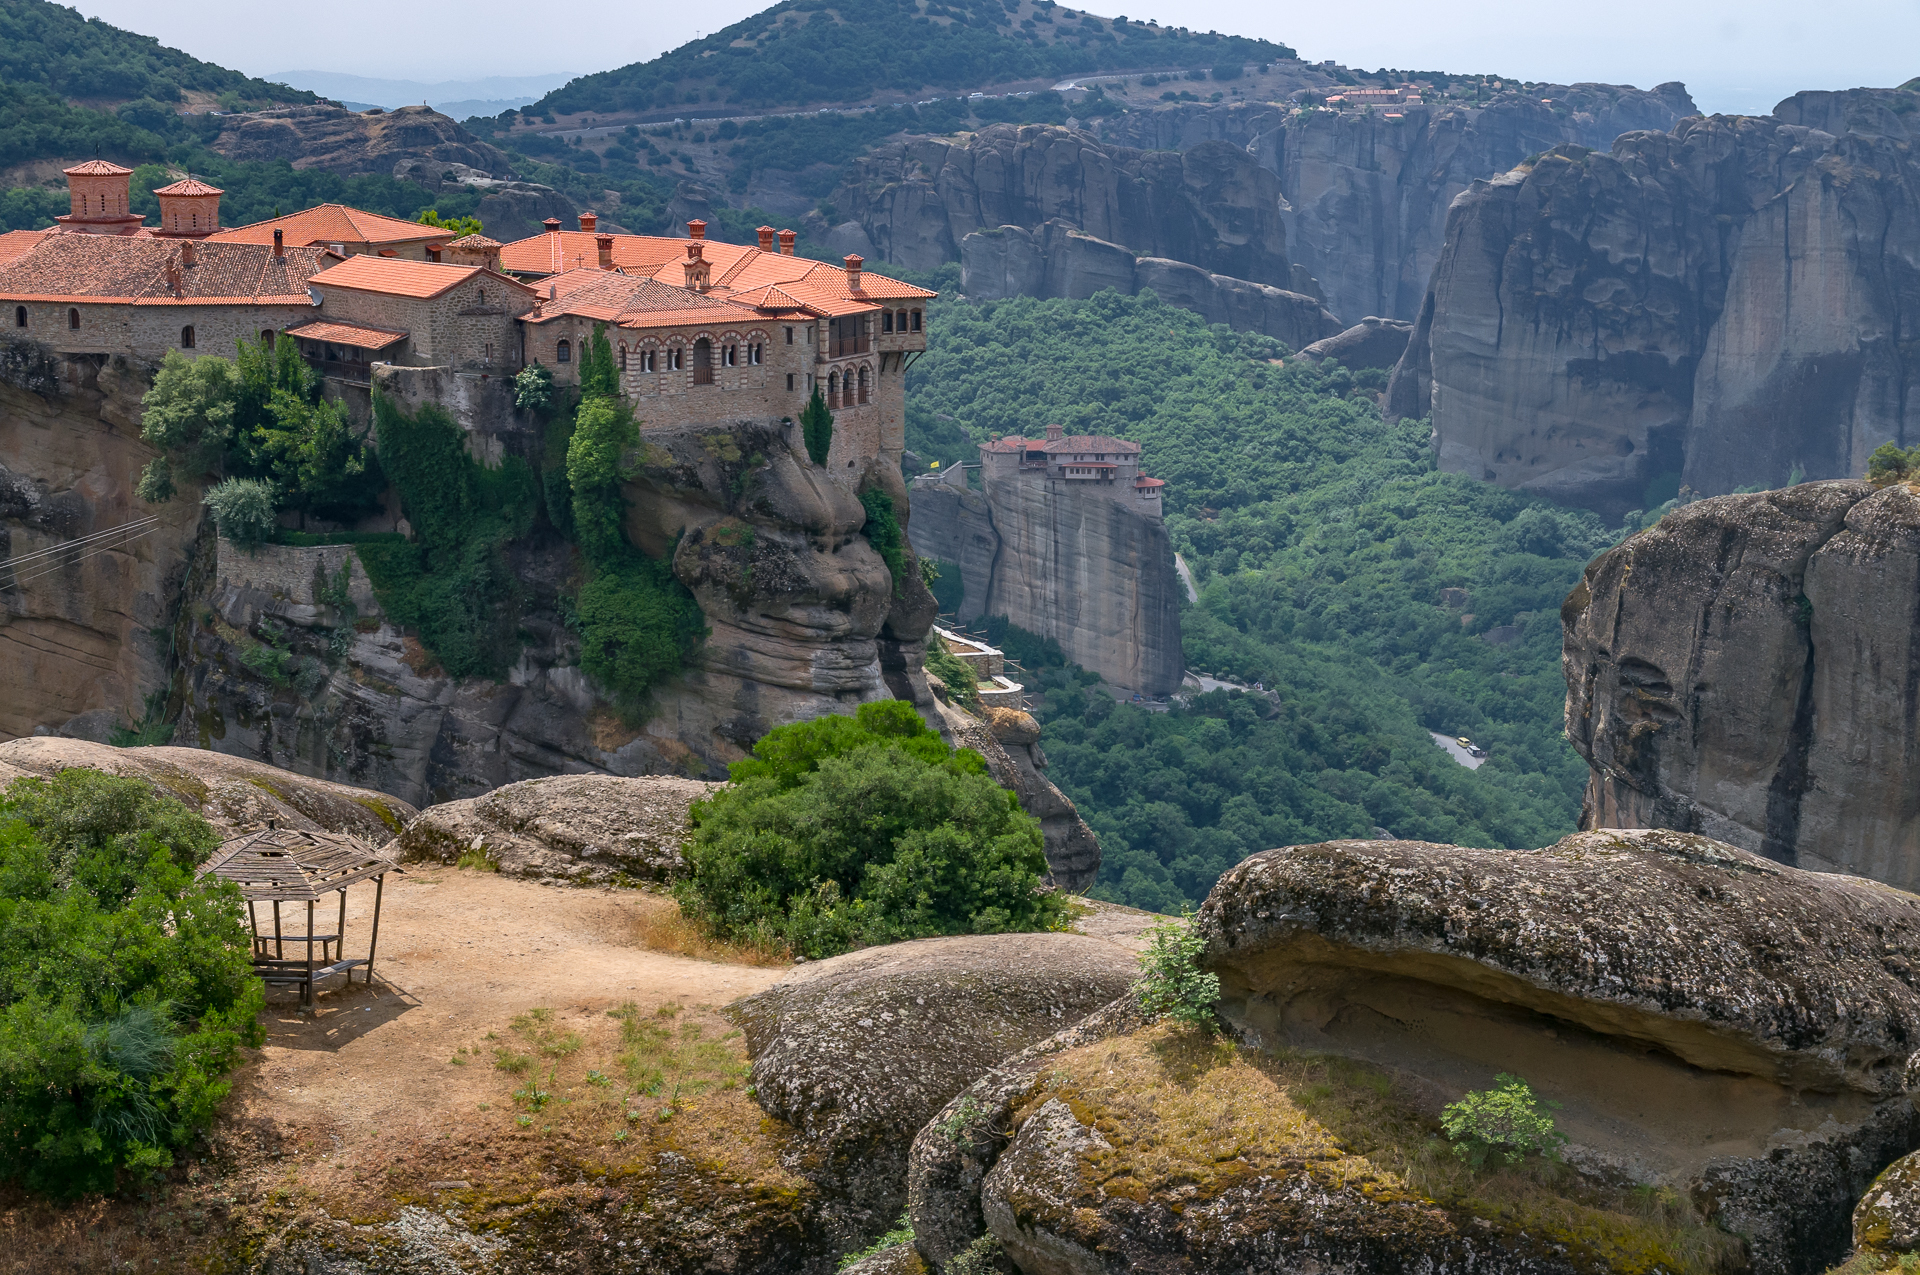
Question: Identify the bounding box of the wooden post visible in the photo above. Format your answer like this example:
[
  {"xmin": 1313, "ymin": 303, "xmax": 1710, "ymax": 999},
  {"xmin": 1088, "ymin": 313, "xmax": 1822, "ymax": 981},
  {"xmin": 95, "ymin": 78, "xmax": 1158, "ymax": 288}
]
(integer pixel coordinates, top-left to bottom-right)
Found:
[
  {"xmin": 247, "ymin": 900, "xmax": 259, "ymax": 958},
  {"xmin": 273, "ymin": 899, "xmax": 283, "ymax": 960},
  {"xmin": 337, "ymin": 887, "xmax": 347, "ymax": 968},
  {"xmin": 365, "ymin": 874, "xmax": 385, "ymax": 987},
  {"xmin": 305, "ymin": 899, "xmax": 315, "ymax": 1006}
]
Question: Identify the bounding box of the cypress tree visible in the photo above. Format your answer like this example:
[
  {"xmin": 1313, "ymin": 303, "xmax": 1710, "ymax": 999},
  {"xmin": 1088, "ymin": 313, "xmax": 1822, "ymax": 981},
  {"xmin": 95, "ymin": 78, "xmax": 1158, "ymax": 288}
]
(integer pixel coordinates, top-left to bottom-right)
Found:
[{"xmin": 800, "ymin": 384, "xmax": 833, "ymax": 466}]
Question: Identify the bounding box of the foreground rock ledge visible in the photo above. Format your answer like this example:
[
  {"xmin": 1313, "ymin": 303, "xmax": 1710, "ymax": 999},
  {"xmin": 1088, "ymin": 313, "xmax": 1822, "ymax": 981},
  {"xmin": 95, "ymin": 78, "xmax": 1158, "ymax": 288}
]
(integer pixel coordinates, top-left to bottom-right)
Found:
[{"xmin": 1195, "ymin": 829, "xmax": 1920, "ymax": 1273}]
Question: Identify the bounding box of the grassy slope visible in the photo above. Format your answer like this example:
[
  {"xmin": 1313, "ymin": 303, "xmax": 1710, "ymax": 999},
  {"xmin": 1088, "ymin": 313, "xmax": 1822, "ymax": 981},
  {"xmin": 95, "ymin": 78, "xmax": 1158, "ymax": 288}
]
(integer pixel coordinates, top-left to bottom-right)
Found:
[
  {"xmin": 908, "ymin": 290, "xmax": 1612, "ymax": 912},
  {"xmin": 530, "ymin": 0, "xmax": 1295, "ymax": 117}
]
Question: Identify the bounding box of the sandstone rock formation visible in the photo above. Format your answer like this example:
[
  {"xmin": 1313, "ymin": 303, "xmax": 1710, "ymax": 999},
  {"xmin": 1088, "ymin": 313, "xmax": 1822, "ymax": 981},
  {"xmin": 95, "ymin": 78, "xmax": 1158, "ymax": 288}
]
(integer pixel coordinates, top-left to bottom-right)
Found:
[
  {"xmin": 1095, "ymin": 83, "xmax": 1695, "ymax": 328},
  {"xmin": 1855, "ymin": 1150, "xmax": 1920, "ymax": 1256},
  {"xmin": 393, "ymin": 773, "xmax": 717, "ymax": 883},
  {"xmin": 208, "ymin": 104, "xmax": 514, "ymax": 178},
  {"xmin": 958, "ymin": 220, "xmax": 1338, "ymax": 348},
  {"xmin": 1392, "ymin": 88, "xmax": 1920, "ymax": 516},
  {"xmin": 836, "ymin": 126, "xmax": 1297, "ymax": 288},
  {"xmin": 1297, "ymin": 316, "xmax": 1413, "ymax": 370},
  {"xmin": 1563, "ymin": 481, "xmax": 1920, "ymax": 891},
  {"xmin": 1197, "ymin": 828, "xmax": 1920, "ymax": 1272},
  {"xmin": 0, "ymin": 737, "xmax": 414, "ymax": 840},
  {"xmin": 934, "ymin": 700, "xmax": 1100, "ymax": 891},
  {"xmin": 906, "ymin": 465, "xmax": 1185, "ymax": 696},
  {"xmin": 732, "ymin": 932, "xmax": 1138, "ymax": 1245},
  {"xmin": 0, "ymin": 343, "xmax": 204, "ymax": 743}
]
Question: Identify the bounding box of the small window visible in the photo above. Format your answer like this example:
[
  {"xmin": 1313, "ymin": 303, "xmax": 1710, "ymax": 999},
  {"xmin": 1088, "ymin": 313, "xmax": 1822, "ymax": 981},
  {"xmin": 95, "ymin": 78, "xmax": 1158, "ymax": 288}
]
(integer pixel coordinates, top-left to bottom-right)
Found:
[
  {"xmin": 668, "ymin": 347, "xmax": 683, "ymax": 371},
  {"xmin": 191, "ymin": 211, "xmax": 199, "ymax": 229},
  {"xmin": 750, "ymin": 342, "xmax": 762, "ymax": 365},
  {"xmin": 911, "ymin": 309, "xmax": 922, "ymax": 332},
  {"xmin": 478, "ymin": 289, "xmax": 486, "ymax": 305},
  {"xmin": 13, "ymin": 306, "xmax": 24, "ymax": 328},
  {"xmin": 180, "ymin": 325, "xmax": 195, "ymax": 349},
  {"xmin": 557, "ymin": 339, "xmax": 571, "ymax": 363},
  {"xmin": 882, "ymin": 310, "xmax": 893, "ymax": 333},
  {"xmin": 787, "ymin": 373, "xmax": 795, "ymax": 391},
  {"xmin": 828, "ymin": 371, "xmax": 840, "ymax": 408},
  {"xmin": 262, "ymin": 330, "xmax": 276, "ymax": 347},
  {"xmin": 619, "ymin": 343, "xmax": 628, "ymax": 370},
  {"xmin": 641, "ymin": 349, "xmax": 656, "ymax": 373},
  {"xmin": 858, "ymin": 366, "xmax": 870, "ymax": 405},
  {"xmin": 67, "ymin": 308, "xmax": 79, "ymax": 330},
  {"xmin": 785, "ymin": 326, "xmax": 794, "ymax": 344}
]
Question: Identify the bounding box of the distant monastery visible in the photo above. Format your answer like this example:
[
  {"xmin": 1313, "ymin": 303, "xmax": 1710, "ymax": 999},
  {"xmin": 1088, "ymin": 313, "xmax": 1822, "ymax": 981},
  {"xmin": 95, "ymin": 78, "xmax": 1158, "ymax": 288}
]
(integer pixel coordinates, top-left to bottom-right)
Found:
[{"xmin": 0, "ymin": 161, "xmax": 933, "ymax": 467}]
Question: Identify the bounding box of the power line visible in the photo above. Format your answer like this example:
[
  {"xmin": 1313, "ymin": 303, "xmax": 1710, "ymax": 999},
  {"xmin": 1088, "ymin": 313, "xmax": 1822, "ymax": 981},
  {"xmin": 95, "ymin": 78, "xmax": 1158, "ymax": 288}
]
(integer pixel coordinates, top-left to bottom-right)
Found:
[
  {"xmin": 2, "ymin": 518, "xmax": 163, "ymax": 589},
  {"xmin": 0, "ymin": 516, "xmax": 160, "ymax": 572}
]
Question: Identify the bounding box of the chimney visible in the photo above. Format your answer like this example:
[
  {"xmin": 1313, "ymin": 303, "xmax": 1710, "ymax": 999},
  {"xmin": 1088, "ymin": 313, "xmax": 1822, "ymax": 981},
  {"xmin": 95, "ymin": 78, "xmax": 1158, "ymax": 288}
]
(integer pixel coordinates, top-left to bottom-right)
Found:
[
  {"xmin": 756, "ymin": 225, "xmax": 775, "ymax": 251},
  {"xmin": 272, "ymin": 228, "xmax": 284, "ymax": 258},
  {"xmin": 181, "ymin": 240, "xmax": 195, "ymax": 267},
  {"xmin": 166, "ymin": 258, "xmax": 181, "ymax": 296},
  {"xmin": 578, "ymin": 211, "xmax": 598, "ymax": 232},
  {"xmin": 777, "ymin": 228, "xmax": 796, "ymax": 255},
  {"xmin": 683, "ymin": 241, "xmax": 711, "ymax": 292},
  {"xmin": 543, "ymin": 217, "xmax": 562, "ymax": 235},
  {"xmin": 596, "ymin": 234, "xmax": 614, "ymax": 270},
  {"xmin": 843, "ymin": 253, "xmax": 864, "ymax": 291},
  {"xmin": 686, "ymin": 219, "xmax": 707, "ymax": 240},
  {"xmin": 1045, "ymin": 422, "xmax": 1064, "ymax": 441}
]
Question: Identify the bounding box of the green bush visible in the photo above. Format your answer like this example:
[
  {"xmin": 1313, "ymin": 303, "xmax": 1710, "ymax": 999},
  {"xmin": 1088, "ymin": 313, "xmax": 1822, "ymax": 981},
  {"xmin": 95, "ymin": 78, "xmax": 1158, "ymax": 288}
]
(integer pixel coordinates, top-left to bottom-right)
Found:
[
  {"xmin": 925, "ymin": 630, "xmax": 981, "ymax": 711},
  {"xmin": 1867, "ymin": 442, "xmax": 1920, "ymax": 487},
  {"xmin": 515, "ymin": 361, "xmax": 556, "ymax": 415},
  {"xmin": 859, "ymin": 487, "xmax": 907, "ymax": 594},
  {"xmin": 800, "ymin": 384, "xmax": 833, "ymax": 466},
  {"xmin": 1133, "ymin": 911, "xmax": 1220, "ymax": 1029},
  {"xmin": 1441, "ymin": 1073, "xmax": 1567, "ymax": 1168},
  {"xmin": 359, "ymin": 392, "xmax": 538, "ymax": 679},
  {"xmin": 0, "ymin": 770, "xmax": 263, "ymax": 1196},
  {"xmin": 675, "ymin": 700, "xmax": 1067, "ymax": 958},
  {"xmin": 202, "ymin": 476, "xmax": 277, "ymax": 548}
]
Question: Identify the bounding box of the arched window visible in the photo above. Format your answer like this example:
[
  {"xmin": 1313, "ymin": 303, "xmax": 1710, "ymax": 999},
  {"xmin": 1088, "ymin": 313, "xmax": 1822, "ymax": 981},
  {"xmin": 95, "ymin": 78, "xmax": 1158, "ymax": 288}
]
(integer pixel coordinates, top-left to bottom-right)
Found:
[
  {"xmin": 692, "ymin": 337, "xmax": 713, "ymax": 385},
  {"xmin": 13, "ymin": 306, "xmax": 24, "ymax": 328},
  {"xmin": 858, "ymin": 366, "xmax": 870, "ymax": 405},
  {"xmin": 618, "ymin": 343, "xmax": 628, "ymax": 370},
  {"xmin": 262, "ymin": 330, "xmax": 276, "ymax": 347},
  {"xmin": 67, "ymin": 308, "xmax": 79, "ymax": 330},
  {"xmin": 478, "ymin": 289, "xmax": 486, "ymax": 305},
  {"xmin": 180, "ymin": 325, "xmax": 195, "ymax": 349},
  {"xmin": 828, "ymin": 371, "xmax": 840, "ymax": 408},
  {"xmin": 557, "ymin": 339, "xmax": 571, "ymax": 363}
]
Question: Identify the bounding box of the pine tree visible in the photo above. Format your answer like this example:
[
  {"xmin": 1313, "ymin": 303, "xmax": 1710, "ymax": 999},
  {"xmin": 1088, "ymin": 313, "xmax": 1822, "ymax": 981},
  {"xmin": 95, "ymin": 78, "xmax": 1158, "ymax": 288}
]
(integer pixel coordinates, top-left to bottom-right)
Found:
[
  {"xmin": 580, "ymin": 323, "xmax": 619, "ymax": 400},
  {"xmin": 800, "ymin": 384, "xmax": 833, "ymax": 466}
]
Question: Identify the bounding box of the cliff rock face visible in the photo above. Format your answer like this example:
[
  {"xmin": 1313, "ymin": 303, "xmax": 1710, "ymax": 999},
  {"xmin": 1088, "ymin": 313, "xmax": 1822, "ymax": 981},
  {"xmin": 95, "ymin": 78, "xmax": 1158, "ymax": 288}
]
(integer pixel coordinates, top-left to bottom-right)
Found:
[
  {"xmin": 1392, "ymin": 89, "xmax": 1920, "ymax": 516},
  {"xmin": 1198, "ymin": 829, "xmax": 1920, "ymax": 1273},
  {"xmin": 208, "ymin": 103, "xmax": 515, "ymax": 178},
  {"xmin": 1563, "ymin": 481, "xmax": 1920, "ymax": 891},
  {"xmin": 959, "ymin": 220, "xmax": 1338, "ymax": 348},
  {"xmin": 0, "ymin": 343, "xmax": 203, "ymax": 743},
  {"xmin": 837, "ymin": 125, "xmax": 1294, "ymax": 286},
  {"xmin": 1095, "ymin": 84, "xmax": 1694, "ymax": 327},
  {"xmin": 907, "ymin": 469, "xmax": 1185, "ymax": 695},
  {"xmin": 934, "ymin": 700, "xmax": 1101, "ymax": 891}
]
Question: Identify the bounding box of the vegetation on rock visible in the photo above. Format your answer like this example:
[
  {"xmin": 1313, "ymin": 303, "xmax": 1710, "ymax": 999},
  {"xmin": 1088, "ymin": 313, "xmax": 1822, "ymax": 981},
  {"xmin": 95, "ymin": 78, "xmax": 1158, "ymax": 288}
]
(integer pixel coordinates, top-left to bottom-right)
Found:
[
  {"xmin": 925, "ymin": 630, "xmax": 981, "ymax": 710},
  {"xmin": 800, "ymin": 383, "xmax": 834, "ymax": 466},
  {"xmin": 199, "ymin": 476, "xmax": 276, "ymax": 548},
  {"xmin": 562, "ymin": 326, "xmax": 706, "ymax": 709},
  {"xmin": 1867, "ymin": 442, "xmax": 1920, "ymax": 488},
  {"xmin": 1133, "ymin": 911, "xmax": 1219, "ymax": 1029},
  {"xmin": 0, "ymin": 769, "xmax": 263, "ymax": 1196},
  {"xmin": 859, "ymin": 487, "xmax": 907, "ymax": 594},
  {"xmin": 1441, "ymin": 1074, "xmax": 1567, "ymax": 1168},
  {"xmin": 676, "ymin": 701, "xmax": 1068, "ymax": 958},
  {"xmin": 910, "ymin": 289, "xmax": 1614, "ymax": 911}
]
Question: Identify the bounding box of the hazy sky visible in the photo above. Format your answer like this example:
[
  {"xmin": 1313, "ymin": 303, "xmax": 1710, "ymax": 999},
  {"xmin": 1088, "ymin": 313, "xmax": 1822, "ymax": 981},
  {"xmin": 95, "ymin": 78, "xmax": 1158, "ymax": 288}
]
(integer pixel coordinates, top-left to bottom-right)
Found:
[{"xmin": 65, "ymin": 0, "xmax": 1920, "ymax": 118}]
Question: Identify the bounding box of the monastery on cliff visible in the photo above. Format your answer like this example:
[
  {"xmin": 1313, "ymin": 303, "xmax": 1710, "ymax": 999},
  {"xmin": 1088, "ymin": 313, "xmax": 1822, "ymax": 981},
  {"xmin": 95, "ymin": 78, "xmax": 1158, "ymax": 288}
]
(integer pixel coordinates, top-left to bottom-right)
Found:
[{"xmin": 0, "ymin": 161, "xmax": 933, "ymax": 464}]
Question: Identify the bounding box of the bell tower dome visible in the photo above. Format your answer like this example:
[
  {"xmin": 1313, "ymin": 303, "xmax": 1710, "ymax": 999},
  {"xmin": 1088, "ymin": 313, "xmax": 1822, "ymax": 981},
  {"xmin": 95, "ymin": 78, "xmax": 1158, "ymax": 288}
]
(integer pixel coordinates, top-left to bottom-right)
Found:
[
  {"xmin": 151, "ymin": 177, "xmax": 223, "ymax": 238},
  {"xmin": 55, "ymin": 160, "xmax": 144, "ymax": 235}
]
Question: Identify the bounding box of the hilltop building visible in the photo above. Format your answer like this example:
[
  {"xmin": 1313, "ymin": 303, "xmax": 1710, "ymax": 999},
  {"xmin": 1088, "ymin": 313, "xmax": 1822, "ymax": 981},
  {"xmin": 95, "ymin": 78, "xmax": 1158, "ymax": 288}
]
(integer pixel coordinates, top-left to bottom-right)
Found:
[
  {"xmin": 1, "ymin": 164, "xmax": 937, "ymax": 473},
  {"xmin": 978, "ymin": 424, "xmax": 1166, "ymax": 510}
]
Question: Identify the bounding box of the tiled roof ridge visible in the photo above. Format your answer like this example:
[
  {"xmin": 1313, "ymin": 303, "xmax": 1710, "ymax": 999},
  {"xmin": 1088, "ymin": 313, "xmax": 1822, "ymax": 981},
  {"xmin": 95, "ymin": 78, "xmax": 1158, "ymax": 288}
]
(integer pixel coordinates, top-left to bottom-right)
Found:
[{"xmin": 152, "ymin": 177, "xmax": 223, "ymax": 196}]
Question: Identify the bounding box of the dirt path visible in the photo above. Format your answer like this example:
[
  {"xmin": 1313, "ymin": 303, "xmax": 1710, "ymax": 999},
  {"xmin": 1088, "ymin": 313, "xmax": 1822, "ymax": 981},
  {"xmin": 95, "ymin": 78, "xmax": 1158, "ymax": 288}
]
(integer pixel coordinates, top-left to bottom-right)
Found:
[{"xmin": 232, "ymin": 868, "xmax": 788, "ymax": 1160}]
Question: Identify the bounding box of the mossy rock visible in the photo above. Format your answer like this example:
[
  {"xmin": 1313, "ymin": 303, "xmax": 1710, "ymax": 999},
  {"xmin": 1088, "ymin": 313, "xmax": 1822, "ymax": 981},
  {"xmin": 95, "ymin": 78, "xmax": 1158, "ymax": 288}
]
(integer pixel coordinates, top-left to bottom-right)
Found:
[{"xmin": 1856, "ymin": 1150, "xmax": 1920, "ymax": 1253}]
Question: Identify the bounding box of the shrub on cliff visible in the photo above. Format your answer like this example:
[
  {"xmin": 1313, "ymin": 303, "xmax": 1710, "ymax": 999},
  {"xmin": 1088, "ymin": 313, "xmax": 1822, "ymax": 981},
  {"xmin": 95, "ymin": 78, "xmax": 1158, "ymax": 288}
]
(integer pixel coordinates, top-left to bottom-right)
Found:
[
  {"xmin": 0, "ymin": 770, "xmax": 264, "ymax": 1196},
  {"xmin": 201, "ymin": 476, "xmax": 276, "ymax": 548},
  {"xmin": 676, "ymin": 700, "xmax": 1067, "ymax": 958}
]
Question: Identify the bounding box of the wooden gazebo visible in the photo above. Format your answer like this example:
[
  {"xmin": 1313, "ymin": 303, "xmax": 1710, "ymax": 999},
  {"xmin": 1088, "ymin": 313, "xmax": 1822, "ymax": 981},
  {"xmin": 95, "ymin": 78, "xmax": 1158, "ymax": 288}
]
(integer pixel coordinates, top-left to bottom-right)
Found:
[{"xmin": 202, "ymin": 828, "xmax": 402, "ymax": 1005}]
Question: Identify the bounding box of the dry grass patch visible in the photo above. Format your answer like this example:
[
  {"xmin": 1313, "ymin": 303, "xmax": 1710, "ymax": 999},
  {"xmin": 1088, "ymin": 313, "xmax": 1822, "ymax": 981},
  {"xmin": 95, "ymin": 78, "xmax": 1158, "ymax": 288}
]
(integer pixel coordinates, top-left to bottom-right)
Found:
[
  {"xmin": 1025, "ymin": 1023, "xmax": 1745, "ymax": 1275},
  {"xmin": 631, "ymin": 893, "xmax": 792, "ymax": 966}
]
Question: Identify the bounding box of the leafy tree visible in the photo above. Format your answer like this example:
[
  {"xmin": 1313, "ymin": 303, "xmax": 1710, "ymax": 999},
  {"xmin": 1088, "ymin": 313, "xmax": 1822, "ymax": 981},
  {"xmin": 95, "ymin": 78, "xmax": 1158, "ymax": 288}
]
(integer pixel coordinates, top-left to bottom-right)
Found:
[
  {"xmin": 414, "ymin": 209, "xmax": 483, "ymax": 237},
  {"xmin": 0, "ymin": 769, "xmax": 263, "ymax": 1196},
  {"xmin": 800, "ymin": 383, "xmax": 833, "ymax": 466},
  {"xmin": 514, "ymin": 361, "xmax": 555, "ymax": 415},
  {"xmin": 139, "ymin": 350, "xmax": 238, "ymax": 480},
  {"xmin": 1867, "ymin": 441, "xmax": 1920, "ymax": 487},
  {"xmin": 676, "ymin": 700, "xmax": 1067, "ymax": 957},
  {"xmin": 1441, "ymin": 1074, "xmax": 1566, "ymax": 1167},
  {"xmin": 201, "ymin": 477, "xmax": 276, "ymax": 547}
]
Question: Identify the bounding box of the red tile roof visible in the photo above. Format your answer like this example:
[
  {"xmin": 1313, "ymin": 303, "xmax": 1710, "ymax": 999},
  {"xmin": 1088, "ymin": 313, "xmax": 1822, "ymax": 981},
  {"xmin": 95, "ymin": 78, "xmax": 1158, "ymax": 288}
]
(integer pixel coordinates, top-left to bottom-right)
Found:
[
  {"xmin": 152, "ymin": 178, "xmax": 223, "ymax": 196},
  {"xmin": 495, "ymin": 227, "xmax": 936, "ymax": 321},
  {"xmin": 983, "ymin": 435, "xmax": 1142, "ymax": 454},
  {"xmin": 0, "ymin": 228, "xmax": 55, "ymax": 267},
  {"xmin": 284, "ymin": 319, "xmax": 407, "ymax": 349},
  {"xmin": 444, "ymin": 233, "xmax": 502, "ymax": 249},
  {"xmin": 210, "ymin": 204, "xmax": 450, "ymax": 249},
  {"xmin": 524, "ymin": 268, "xmax": 762, "ymax": 329},
  {"xmin": 64, "ymin": 160, "xmax": 132, "ymax": 176},
  {"xmin": 0, "ymin": 236, "xmax": 334, "ymax": 306},
  {"xmin": 308, "ymin": 255, "xmax": 533, "ymax": 301}
]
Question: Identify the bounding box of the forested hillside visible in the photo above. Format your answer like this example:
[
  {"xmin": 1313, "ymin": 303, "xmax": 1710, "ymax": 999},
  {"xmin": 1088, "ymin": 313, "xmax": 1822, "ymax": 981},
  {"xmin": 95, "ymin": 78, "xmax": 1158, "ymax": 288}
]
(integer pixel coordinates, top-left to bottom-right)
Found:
[
  {"xmin": 908, "ymin": 290, "xmax": 1611, "ymax": 912},
  {"xmin": 0, "ymin": 0, "xmax": 310, "ymax": 106},
  {"xmin": 529, "ymin": 0, "xmax": 1293, "ymax": 117}
]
